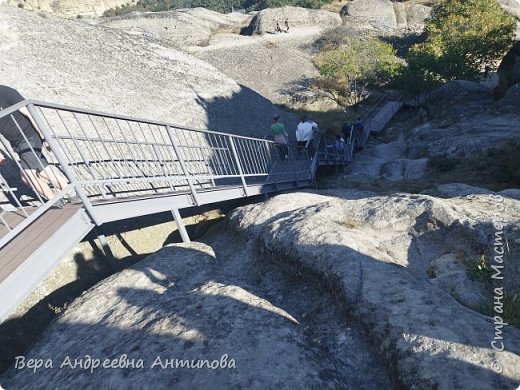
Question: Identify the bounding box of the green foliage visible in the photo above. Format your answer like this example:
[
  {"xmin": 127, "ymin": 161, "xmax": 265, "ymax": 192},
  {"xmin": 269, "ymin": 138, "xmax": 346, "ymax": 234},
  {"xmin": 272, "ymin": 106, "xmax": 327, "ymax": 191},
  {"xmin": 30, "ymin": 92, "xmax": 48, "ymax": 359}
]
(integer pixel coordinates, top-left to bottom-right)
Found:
[
  {"xmin": 425, "ymin": 138, "xmax": 520, "ymax": 190},
  {"xmin": 103, "ymin": 0, "xmax": 329, "ymax": 16},
  {"xmin": 313, "ymin": 37, "xmax": 401, "ymax": 107},
  {"xmin": 255, "ymin": 0, "xmax": 327, "ymax": 10},
  {"xmin": 484, "ymin": 139, "xmax": 520, "ymax": 185},
  {"xmin": 467, "ymin": 254, "xmax": 494, "ymax": 282},
  {"xmin": 399, "ymin": 0, "xmax": 516, "ymax": 94}
]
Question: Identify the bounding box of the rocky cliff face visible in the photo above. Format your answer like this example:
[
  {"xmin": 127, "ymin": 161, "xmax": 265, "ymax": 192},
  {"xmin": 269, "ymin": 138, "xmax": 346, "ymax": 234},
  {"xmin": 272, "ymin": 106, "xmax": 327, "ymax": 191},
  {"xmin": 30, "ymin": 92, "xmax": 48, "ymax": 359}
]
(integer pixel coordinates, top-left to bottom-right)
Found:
[{"xmin": 0, "ymin": 6, "xmax": 285, "ymax": 137}]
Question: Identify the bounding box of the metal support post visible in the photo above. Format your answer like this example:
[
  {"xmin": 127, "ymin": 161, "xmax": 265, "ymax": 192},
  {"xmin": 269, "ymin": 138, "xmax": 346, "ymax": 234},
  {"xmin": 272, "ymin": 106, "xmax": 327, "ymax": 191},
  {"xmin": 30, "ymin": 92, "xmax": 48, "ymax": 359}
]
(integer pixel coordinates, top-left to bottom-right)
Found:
[
  {"xmin": 228, "ymin": 137, "xmax": 249, "ymax": 197},
  {"xmin": 97, "ymin": 233, "xmax": 119, "ymax": 272},
  {"xmin": 172, "ymin": 208, "xmax": 190, "ymax": 243},
  {"xmin": 166, "ymin": 125, "xmax": 199, "ymax": 206},
  {"xmin": 26, "ymin": 104, "xmax": 101, "ymax": 226}
]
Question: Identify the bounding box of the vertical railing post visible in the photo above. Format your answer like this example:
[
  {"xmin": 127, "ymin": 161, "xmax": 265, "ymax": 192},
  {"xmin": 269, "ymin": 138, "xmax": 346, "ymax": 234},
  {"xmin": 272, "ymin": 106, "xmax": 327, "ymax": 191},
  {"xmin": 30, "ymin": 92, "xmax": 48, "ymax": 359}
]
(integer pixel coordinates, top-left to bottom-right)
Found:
[
  {"xmin": 166, "ymin": 125, "xmax": 199, "ymax": 206},
  {"xmin": 228, "ymin": 136, "xmax": 249, "ymax": 197},
  {"xmin": 26, "ymin": 104, "xmax": 102, "ymax": 225}
]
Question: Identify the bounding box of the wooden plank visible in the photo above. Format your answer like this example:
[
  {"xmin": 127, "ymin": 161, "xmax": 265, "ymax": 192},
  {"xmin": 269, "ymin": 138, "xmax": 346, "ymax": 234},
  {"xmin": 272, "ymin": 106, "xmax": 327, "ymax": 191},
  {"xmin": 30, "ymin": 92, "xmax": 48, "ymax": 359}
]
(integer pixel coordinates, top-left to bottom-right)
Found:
[
  {"xmin": 0, "ymin": 205, "xmax": 81, "ymax": 285},
  {"xmin": 0, "ymin": 208, "xmax": 37, "ymax": 239}
]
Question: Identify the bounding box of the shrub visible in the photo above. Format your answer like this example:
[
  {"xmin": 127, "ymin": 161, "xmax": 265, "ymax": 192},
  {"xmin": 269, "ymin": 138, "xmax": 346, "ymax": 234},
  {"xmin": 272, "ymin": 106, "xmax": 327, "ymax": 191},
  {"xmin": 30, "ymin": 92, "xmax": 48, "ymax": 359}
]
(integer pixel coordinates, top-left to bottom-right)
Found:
[
  {"xmin": 399, "ymin": 0, "xmax": 516, "ymax": 95},
  {"xmin": 313, "ymin": 36, "xmax": 401, "ymax": 107},
  {"xmin": 428, "ymin": 155, "xmax": 460, "ymax": 172}
]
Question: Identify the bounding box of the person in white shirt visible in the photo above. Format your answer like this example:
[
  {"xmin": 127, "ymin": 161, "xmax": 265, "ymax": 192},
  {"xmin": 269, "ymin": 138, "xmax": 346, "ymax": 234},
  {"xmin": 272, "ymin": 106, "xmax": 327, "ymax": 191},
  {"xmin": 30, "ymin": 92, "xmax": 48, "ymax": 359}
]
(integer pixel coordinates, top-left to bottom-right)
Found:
[{"xmin": 295, "ymin": 115, "xmax": 317, "ymax": 157}]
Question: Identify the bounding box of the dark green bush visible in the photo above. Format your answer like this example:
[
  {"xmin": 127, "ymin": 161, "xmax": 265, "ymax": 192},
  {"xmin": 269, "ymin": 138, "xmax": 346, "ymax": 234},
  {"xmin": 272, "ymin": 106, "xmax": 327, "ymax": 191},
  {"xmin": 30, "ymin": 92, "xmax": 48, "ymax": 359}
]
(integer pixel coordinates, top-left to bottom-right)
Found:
[
  {"xmin": 103, "ymin": 0, "xmax": 332, "ymax": 16},
  {"xmin": 428, "ymin": 155, "xmax": 460, "ymax": 172}
]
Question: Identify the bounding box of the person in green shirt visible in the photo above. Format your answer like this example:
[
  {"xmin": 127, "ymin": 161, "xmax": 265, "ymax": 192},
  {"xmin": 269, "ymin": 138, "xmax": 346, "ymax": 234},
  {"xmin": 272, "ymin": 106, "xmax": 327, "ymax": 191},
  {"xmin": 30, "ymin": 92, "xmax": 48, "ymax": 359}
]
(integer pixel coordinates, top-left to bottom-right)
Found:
[{"xmin": 270, "ymin": 115, "xmax": 288, "ymax": 159}]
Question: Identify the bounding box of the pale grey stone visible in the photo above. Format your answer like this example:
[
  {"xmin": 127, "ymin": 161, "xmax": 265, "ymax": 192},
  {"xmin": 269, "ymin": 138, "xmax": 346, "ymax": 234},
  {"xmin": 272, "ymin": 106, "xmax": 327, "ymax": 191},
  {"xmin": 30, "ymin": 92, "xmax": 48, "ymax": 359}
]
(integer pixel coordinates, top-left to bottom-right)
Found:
[{"xmin": 229, "ymin": 190, "xmax": 520, "ymax": 389}]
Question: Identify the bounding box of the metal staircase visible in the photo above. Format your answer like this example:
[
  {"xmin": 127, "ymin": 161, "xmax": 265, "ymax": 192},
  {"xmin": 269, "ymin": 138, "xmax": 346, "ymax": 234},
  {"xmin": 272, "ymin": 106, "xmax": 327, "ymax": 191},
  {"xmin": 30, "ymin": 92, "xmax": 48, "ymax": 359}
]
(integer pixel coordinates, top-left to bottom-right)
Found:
[
  {"xmin": 0, "ymin": 94, "xmax": 403, "ymax": 323},
  {"xmin": 0, "ymin": 99, "xmax": 317, "ymax": 323}
]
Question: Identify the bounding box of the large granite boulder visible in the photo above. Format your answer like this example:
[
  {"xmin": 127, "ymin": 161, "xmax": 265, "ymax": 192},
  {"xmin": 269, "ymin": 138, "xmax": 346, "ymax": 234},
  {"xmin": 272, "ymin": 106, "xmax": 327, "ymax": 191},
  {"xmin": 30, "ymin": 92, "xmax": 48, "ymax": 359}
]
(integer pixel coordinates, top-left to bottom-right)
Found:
[
  {"xmin": 391, "ymin": 1, "xmax": 431, "ymax": 30},
  {"xmin": 494, "ymin": 41, "xmax": 520, "ymax": 100},
  {"xmin": 246, "ymin": 6, "xmax": 341, "ymax": 35},
  {"xmin": 229, "ymin": 189, "xmax": 520, "ymax": 389},
  {"xmin": 341, "ymin": 0, "xmax": 397, "ymax": 30}
]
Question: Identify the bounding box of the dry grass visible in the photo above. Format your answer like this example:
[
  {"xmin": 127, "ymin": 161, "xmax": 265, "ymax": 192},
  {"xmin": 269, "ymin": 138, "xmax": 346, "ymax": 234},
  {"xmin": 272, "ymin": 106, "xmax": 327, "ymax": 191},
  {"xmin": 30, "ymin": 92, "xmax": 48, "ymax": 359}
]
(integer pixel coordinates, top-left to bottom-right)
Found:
[
  {"xmin": 334, "ymin": 219, "xmax": 360, "ymax": 229},
  {"xmin": 320, "ymin": 138, "xmax": 520, "ymax": 194},
  {"xmin": 321, "ymin": 0, "xmax": 349, "ymax": 13}
]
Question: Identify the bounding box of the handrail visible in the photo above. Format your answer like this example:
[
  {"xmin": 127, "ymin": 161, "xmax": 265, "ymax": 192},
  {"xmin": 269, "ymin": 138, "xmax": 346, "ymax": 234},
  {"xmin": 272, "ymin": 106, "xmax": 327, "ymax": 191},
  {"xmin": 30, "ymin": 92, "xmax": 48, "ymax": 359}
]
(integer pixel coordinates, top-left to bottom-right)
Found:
[
  {"xmin": 19, "ymin": 100, "xmax": 275, "ymax": 143},
  {"xmin": 0, "ymin": 93, "xmax": 405, "ymax": 250},
  {"xmin": 0, "ymin": 100, "xmax": 314, "ymax": 249}
]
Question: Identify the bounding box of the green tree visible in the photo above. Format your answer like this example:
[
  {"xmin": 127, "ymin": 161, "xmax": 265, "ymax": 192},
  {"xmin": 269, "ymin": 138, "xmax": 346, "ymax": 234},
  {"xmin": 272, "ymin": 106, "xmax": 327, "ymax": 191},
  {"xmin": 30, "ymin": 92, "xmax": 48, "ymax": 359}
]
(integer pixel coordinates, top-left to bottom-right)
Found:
[
  {"xmin": 404, "ymin": 0, "xmax": 515, "ymax": 88},
  {"xmin": 313, "ymin": 37, "xmax": 401, "ymax": 107}
]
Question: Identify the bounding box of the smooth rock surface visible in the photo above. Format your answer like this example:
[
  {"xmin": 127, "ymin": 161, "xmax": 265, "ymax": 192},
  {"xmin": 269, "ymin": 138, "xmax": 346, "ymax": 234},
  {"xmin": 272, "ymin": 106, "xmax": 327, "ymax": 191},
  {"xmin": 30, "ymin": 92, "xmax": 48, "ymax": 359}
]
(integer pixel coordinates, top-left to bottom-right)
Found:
[
  {"xmin": 3, "ymin": 0, "xmax": 132, "ymax": 17},
  {"xmin": 342, "ymin": 0, "xmax": 397, "ymax": 29},
  {"xmin": 247, "ymin": 6, "xmax": 341, "ymax": 35},
  {"xmin": 429, "ymin": 253, "xmax": 486, "ymax": 308},
  {"xmin": 0, "ymin": 6, "xmax": 284, "ymax": 137},
  {"xmin": 98, "ymin": 8, "xmax": 251, "ymax": 47},
  {"xmin": 1, "ymin": 227, "xmax": 393, "ymax": 388},
  {"xmin": 229, "ymin": 189, "xmax": 520, "ymax": 389}
]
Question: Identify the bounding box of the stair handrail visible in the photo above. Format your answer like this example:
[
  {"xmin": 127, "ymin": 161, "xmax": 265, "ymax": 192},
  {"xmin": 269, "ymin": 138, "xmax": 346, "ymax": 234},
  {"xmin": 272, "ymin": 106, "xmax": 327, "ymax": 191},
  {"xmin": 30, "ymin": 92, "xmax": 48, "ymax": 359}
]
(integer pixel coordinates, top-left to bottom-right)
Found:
[{"xmin": 0, "ymin": 99, "xmax": 314, "ymax": 249}]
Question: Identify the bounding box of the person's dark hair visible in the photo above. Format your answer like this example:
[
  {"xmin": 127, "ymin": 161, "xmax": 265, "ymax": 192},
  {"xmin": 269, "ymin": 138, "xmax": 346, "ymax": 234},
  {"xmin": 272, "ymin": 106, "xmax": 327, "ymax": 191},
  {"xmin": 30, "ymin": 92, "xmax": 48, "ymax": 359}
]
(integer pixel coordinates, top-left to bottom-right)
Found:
[
  {"xmin": 300, "ymin": 115, "xmax": 307, "ymax": 122},
  {"xmin": 273, "ymin": 114, "xmax": 280, "ymax": 122}
]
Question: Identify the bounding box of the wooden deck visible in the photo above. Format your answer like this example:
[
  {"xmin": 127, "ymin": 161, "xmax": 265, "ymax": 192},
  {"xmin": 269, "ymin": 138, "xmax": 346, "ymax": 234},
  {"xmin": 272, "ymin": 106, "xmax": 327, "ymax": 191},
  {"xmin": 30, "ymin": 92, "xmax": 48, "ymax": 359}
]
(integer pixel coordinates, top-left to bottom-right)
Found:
[
  {"xmin": 0, "ymin": 205, "xmax": 82, "ymax": 285},
  {"xmin": 0, "ymin": 207, "xmax": 36, "ymax": 238}
]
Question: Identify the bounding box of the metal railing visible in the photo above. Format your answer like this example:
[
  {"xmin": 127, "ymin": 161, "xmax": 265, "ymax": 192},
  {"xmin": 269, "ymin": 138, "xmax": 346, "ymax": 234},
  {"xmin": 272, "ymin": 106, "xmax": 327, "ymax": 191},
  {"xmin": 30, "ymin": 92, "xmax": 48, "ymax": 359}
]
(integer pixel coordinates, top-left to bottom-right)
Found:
[
  {"xmin": 0, "ymin": 100, "xmax": 313, "ymax": 249},
  {"xmin": 316, "ymin": 134, "xmax": 354, "ymax": 164}
]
